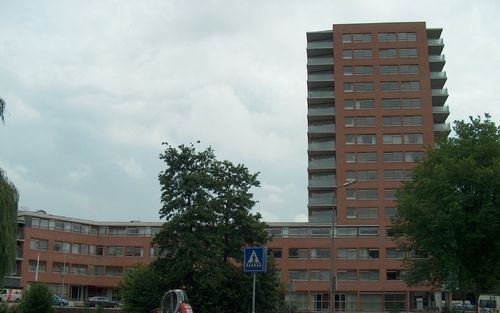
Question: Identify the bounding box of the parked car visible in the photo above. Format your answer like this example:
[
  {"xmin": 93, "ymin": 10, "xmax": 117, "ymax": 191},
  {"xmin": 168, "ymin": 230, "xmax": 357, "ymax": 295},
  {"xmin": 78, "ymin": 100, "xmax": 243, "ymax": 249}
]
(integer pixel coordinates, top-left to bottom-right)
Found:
[
  {"xmin": 52, "ymin": 295, "xmax": 69, "ymax": 306},
  {"xmin": 87, "ymin": 296, "xmax": 119, "ymax": 308},
  {"xmin": 0, "ymin": 289, "xmax": 22, "ymax": 302}
]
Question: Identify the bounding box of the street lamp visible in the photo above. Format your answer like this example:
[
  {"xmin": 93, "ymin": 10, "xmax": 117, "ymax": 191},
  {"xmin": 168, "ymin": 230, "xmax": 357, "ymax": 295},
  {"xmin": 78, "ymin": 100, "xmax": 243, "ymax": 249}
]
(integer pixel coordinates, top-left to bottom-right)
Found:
[{"xmin": 330, "ymin": 179, "xmax": 357, "ymax": 313}]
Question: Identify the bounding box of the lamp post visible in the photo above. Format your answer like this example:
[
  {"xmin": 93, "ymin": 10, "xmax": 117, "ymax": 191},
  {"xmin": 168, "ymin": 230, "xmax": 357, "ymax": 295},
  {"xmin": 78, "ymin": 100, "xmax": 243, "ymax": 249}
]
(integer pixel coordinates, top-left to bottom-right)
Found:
[{"xmin": 330, "ymin": 179, "xmax": 357, "ymax": 313}]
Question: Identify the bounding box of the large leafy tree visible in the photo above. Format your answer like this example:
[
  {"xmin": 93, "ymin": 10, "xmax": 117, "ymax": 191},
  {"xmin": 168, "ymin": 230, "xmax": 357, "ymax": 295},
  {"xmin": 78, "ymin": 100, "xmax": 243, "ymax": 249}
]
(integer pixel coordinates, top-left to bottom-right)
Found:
[
  {"xmin": 0, "ymin": 98, "xmax": 18, "ymax": 287},
  {"xmin": 119, "ymin": 265, "xmax": 165, "ymax": 313},
  {"xmin": 152, "ymin": 142, "xmax": 281, "ymax": 313},
  {"xmin": 393, "ymin": 115, "xmax": 500, "ymax": 298},
  {"xmin": 18, "ymin": 283, "xmax": 54, "ymax": 313}
]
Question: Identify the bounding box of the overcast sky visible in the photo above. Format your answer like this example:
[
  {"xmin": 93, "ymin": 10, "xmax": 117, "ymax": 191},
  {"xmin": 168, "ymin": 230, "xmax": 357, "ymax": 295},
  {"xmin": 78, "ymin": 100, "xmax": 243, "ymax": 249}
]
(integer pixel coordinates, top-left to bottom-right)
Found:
[{"xmin": 0, "ymin": 0, "xmax": 499, "ymax": 223}]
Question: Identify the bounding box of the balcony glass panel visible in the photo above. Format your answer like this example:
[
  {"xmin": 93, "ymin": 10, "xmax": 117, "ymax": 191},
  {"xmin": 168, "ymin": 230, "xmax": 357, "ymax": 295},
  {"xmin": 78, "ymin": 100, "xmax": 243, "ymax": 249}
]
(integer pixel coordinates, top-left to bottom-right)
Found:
[
  {"xmin": 428, "ymin": 55, "xmax": 445, "ymax": 62},
  {"xmin": 308, "ymin": 72, "xmax": 334, "ymax": 81},
  {"xmin": 310, "ymin": 208, "xmax": 333, "ymax": 224},
  {"xmin": 308, "ymin": 104, "xmax": 334, "ymax": 116},
  {"xmin": 309, "ymin": 173, "xmax": 336, "ymax": 187},
  {"xmin": 308, "ymin": 90, "xmax": 335, "ymax": 98},
  {"xmin": 307, "ymin": 41, "xmax": 333, "ymax": 49},
  {"xmin": 428, "ymin": 38, "xmax": 444, "ymax": 45},
  {"xmin": 434, "ymin": 123, "xmax": 451, "ymax": 131},
  {"xmin": 309, "ymin": 122, "xmax": 335, "ymax": 133},
  {"xmin": 309, "ymin": 191, "xmax": 335, "ymax": 205},
  {"xmin": 309, "ymin": 156, "xmax": 335, "ymax": 169},
  {"xmin": 309, "ymin": 139, "xmax": 335, "ymax": 151},
  {"xmin": 430, "ymin": 71, "xmax": 446, "ymax": 79},
  {"xmin": 432, "ymin": 106, "xmax": 449, "ymax": 114},
  {"xmin": 432, "ymin": 88, "xmax": 448, "ymax": 96},
  {"xmin": 307, "ymin": 56, "xmax": 334, "ymax": 65}
]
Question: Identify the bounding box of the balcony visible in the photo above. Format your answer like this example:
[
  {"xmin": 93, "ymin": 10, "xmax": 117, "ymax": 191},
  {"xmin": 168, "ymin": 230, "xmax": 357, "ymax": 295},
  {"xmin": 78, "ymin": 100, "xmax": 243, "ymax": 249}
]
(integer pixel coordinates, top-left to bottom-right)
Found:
[
  {"xmin": 307, "ymin": 40, "xmax": 333, "ymax": 50},
  {"xmin": 307, "ymin": 56, "xmax": 333, "ymax": 66},
  {"xmin": 16, "ymin": 249, "xmax": 23, "ymax": 260},
  {"xmin": 432, "ymin": 105, "xmax": 450, "ymax": 123},
  {"xmin": 308, "ymin": 72, "xmax": 334, "ymax": 82},
  {"xmin": 430, "ymin": 71, "xmax": 447, "ymax": 89},
  {"xmin": 429, "ymin": 55, "xmax": 446, "ymax": 72},
  {"xmin": 309, "ymin": 157, "xmax": 336, "ymax": 170},
  {"xmin": 432, "ymin": 88, "xmax": 449, "ymax": 106},
  {"xmin": 428, "ymin": 38, "xmax": 444, "ymax": 55},
  {"xmin": 308, "ymin": 105, "xmax": 335, "ymax": 119},
  {"xmin": 309, "ymin": 192, "xmax": 335, "ymax": 206},
  {"xmin": 308, "ymin": 90, "xmax": 335, "ymax": 99},
  {"xmin": 308, "ymin": 140, "xmax": 335, "ymax": 152},
  {"xmin": 426, "ymin": 28, "xmax": 443, "ymax": 40},
  {"xmin": 309, "ymin": 178, "xmax": 336, "ymax": 188},
  {"xmin": 308, "ymin": 122, "xmax": 335, "ymax": 134},
  {"xmin": 434, "ymin": 123, "xmax": 451, "ymax": 139}
]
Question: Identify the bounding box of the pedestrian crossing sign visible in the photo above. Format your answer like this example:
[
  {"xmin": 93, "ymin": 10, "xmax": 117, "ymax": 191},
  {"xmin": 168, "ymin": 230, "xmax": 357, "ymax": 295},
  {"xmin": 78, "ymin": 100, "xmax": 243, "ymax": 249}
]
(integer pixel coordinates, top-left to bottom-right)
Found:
[{"xmin": 243, "ymin": 247, "xmax": 267, "ymax": 272}]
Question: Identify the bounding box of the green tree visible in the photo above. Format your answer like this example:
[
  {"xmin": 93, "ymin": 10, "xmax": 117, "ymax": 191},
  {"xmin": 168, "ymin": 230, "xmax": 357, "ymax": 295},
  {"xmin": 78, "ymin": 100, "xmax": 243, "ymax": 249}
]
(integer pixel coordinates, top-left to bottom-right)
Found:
[
  {"xmin": 0, "ymin": 98, "xmax": 18, "ymax": 287},
  {"xmin": 393, "ymin": 115, "xmax": 500, "ymax": 298},
  {"xmin": 119, "ymin": 265, "xmax": 165, "ymax": 313},
  {"xmin": 153, "ymin": 142, "xmax": 282, "ymax": 313},
  {"xmin": 18, "ymin": 283, "xmax": 54, "ymax": 313}
]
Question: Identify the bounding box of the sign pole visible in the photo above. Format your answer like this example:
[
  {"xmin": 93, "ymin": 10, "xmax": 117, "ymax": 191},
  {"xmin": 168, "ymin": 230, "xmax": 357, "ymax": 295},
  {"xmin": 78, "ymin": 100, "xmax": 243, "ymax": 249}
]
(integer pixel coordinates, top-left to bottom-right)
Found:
[{"xmin": 252, "ymin": 272, "xmax": 256, "ymax": 313}]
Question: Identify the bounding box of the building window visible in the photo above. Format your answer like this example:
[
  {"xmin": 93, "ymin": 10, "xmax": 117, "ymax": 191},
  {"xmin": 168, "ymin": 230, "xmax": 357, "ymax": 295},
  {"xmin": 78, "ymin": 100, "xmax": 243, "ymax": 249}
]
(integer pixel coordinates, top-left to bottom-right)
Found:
[
  {"xmin": 399, "ymin": 48, "xmax": 418, "ymax": 58},
  {"xmin": 54, "ymin": 220, "xmax": 72, "ymax": 232},
  {"xmin": 93, "ymin": 265, "xmax": 105, "ymax": 276},
  {"xmin": 346, "ymin": 189, "xmax": 356, "ymax": 200},
  {"xmin": 353, "ymin": 49, "xmax": 372, "ymax": 59},
  {"xmin": 354, "ymin": 65, "xmax": 373, "ymax": 75},
  {"xmin": 384, "ymin": 189, "xmax": 397, "ymax": 200},
  {"xmin": 358, "ymin": 207, "xmax": 378, "ymax": 218},
  {"xmin": 310, "ymin": 270, "xmax": 330, "ymax": 281},
  {"xmin": 70, "ymin": 264, "xmax": 88, "ymax": 275},
  {"xmin": 386, "ymin": 270, "xmax": 406, "ymax": 280},
  {"xmin": 383, "ymin": 134, "xmax": 402, "ymax": 144},
  {"xmin": 381, "ymin": 99, "xmax": 400, "ymax": 109},
  {"xmin": 108, "ymin": 227, "xmax": 126, "ymax": 236},
  {"xmin": 342, "ymin": 34, "xmax": 352, "ymax": 43},
  {"xmin": 343, "ymin": 50, "xmax": 353, "ymax": 59},
  {"xmin": 344, "ymin": 99, "xmax": 376, "ymax": 110},
  {"xmin": 311, "ymin": 293, "xmax": 331, "ymax": 311},
  {"xmin": 126, "ymin": 246, "xmax": 144, "ymax": 257},
  {"xmin": 28, "ymin": 260, "xmax": 47, "ymax": 272},
  {"xmin": 384, "ymin": 294, "xmax": 407, "ymax": 312},
  {"xmin": 379, "ymin": 49, "xmax": 397, "ymax": 58},
  {"xmin": 268, "ymin": 248, "xmax": 282, "ymax": 259},
  {"xmin": 400, "ymin": 64, "xmax": 419, "ymax": 74},
  {"xmin": 71, "ymin": 243, "xmax": 89, "ymax": 255},
  {"xmin": 384, "ymin": 170, "xmax": 404, "ymax": 181},
  {"xmin": 344, "ymin": 83, "xmax": 354, "ymax": 93},
  {"xmin": 311, "ymin": 228, "xmax": 331, "ymax": 237},
  {"xmin": 337, "ymin": 270, "xmax": 357, "ymax": 281},
  {"xmin": 359, "ymin": 248, "xmax": 380, "ymax": 259},
  {"xmin": 346, "ymin": 207, "xmax": 357, "ymax": 219},
  {"xmin": 107, "ymin": 246, "xmax": 125, "ymax": 256},
  {"xmin": 291, "ymin": 293, "xmax": 309, "ymax": 311},
  {"xmin": 289, "ymin": 228, "xmax": 309, "ymax": 237},
  {"xmin": 353, "ymin": 33, "xmax": 372, "ymax": 42},
  {"xmin": 380, "ymin": 81, "xmax": 399, "ymax": 91},
  {"xmin": 360, "ymin": 294, "xmax": 383, "ymax": 312},
  {"xmin": 380, "ymin": 65, "xmax": 398, "ymax": 74},
  {"xmin": 357, "ymin": 189, "xmax": 378, "ymax": 200},
  {"xmin": 288, "ymin": 270, "xmax": 308, "ymax": 281},
  {"xmin": 30, "ymin": 239, "xmax": 48, "ymax": 251},
  {"xmin": 403, "ymin": 115, "xmax": 422, "ymax": 126},
  {"xmin": 404, "ymin": 169, "xmax": 414, "ymax": 180},
  {"xmin": 404, "ymin": 133, "xmax": 424, "ymax": 144},
  {"xmin": 398, "ymin": 32, "xmax": 417, "ymax": 41},
  {"xmin": 106, "ymin": 266, "xmax": 123, "ymax": 277},
  {"xmin": 386, "ymin": 248, "xmax": 405, "ymax": 259},
  {"xmin": 344, "ymin": 66, "xmax": 353, "ymax": 75},
  {"xmin": 345, "ymin": 134, "xmax": 355, "ymax": 145},
  {"xmin": 360, "ymin": 270, "xmax": 380, "ymax": 281},
  {"xmin": 357, "ymin": 171, "xmax": 378, "ymax": 182},
  {"xmin": 401, "ymin": 98, "xmax": 421, "ymax": 108},
  {"xmin": 385, "ymin": 207, "xmax": 398, "ymax": 218},
  {"xmin": 289, "ymin": 248, "xmax": 309, "ymax": 259},
  {"xmin": 400, "ymin": 81, "xmax": 420, "ymax": 91},
  {"xmin": 356, "ymin": 116, "xmax": 376, "ymax": 127},
  {"xmin": 359, "ymin": 227, "xmax": 379, "ymax": 236},
  {"xmin": 337, "ymin": 227, "xmax": 357, "ymax": 237},
  {"xmin": 382, "ymin": 116, "xmax": 402, "ymax": 127},
  {"xmin": 52, "ymin": 262, "xmax": 68, "ymax": 274},
  {"xmin": 53, "ymin": 241, "xmax": 71, "ymax": 253},
  {"xmin": 384, "ymin": 152, "xmax": 403, "ymax": 163},
  {"xmin": 357, "ymin": 134, "xmax": 376, "ymax": 145},
  {"xmin": 311, "ymin": 248, "xmax": 331, "ymax": 259},
  {"xmin": 354, "ymin": 82, "xmax": 374, "ymax": 92},
  {"xmin": 337, "ymin": 248, "xmax": 357, "ymax": 260},
  {"xmin": 358, "ymin": 152, "xmax": 377, "ymax": 163},
  {"xmin": 378, "ymin": 32, "xmax": 397, "ymax": 42},
  {"xmin": 405, "ymin": 151, "xmax": 425, "ymax": 162}
]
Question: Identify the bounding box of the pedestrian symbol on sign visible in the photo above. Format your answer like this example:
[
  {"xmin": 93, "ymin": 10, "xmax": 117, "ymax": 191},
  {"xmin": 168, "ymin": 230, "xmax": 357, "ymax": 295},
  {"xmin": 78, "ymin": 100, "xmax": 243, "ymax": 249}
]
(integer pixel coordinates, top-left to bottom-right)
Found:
[
  {"xmin": 243, "ymin": 247, "xmax": 266, "ymax": 273},
  {"xmin": 246, "ymin": 250, "xmax": 261, "ymax": 268}
]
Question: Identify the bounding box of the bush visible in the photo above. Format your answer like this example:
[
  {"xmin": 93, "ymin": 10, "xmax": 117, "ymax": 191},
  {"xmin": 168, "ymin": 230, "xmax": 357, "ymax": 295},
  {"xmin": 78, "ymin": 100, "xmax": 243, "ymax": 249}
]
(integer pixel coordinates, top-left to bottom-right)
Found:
[{"xmin": 18, "ymin": 283, "xmax": 54, "ymax": 313}]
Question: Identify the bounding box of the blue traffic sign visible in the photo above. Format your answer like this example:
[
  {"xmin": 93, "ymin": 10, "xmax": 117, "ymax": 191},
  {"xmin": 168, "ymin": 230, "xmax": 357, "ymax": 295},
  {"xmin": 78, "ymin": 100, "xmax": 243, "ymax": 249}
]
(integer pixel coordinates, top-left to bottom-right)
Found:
[{"xmin": 243, "ymin": 247, "xmax": 267, "ymax": 272}]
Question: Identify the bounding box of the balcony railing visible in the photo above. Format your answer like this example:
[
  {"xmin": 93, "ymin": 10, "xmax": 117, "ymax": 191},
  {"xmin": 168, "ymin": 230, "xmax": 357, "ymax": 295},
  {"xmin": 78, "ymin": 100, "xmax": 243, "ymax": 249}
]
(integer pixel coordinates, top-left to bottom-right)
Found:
[
  {"xmin": 308, "ymin": 123, "xmax": 335, "ymax": 133},
  {"xmin": 308, "ymin": 106, "xmax": 334, "ymax": 116},
  {"xmin": 309, "ymin": 158, "xmax": 335, "ymax": 169},
  {"xmin": 308, "ymin": 141, "xmax": 335, "ymax": 151},
  {"xmin": 307, "ymin": 57, "xmax": 334, "ymax": 65},
  {"xmin": 309, "ymin": 179, "xmax": 336, "ymax": 188},
  {"xmin": 307, "ymin": 41, "xmax": 333, "ymax": 49},
  {"xmin": 432, "ymin": 88, "xmax": 449, "ymax": 97},
  {"xmin": 428, "ymin": 38, "xmax": 444, "ymax": 46},
  {"xmin": 308, "ymin": 90, "xmax": 335, "ymax": 99},
  {"xmin": 430, "ymin": 71, "xmax": 447, "ymax": 79},
  {"xmin": 309, "ymin": 193, "xmax": 335, "ymax": 206},
  {"xmin": 308, "ymin": 73, "xmax": 334, "ymax": 82},
  {"xmin": 434, "ymin": 123, "xmax": 451, "ymax": 132},
  {"xmin": 429, "ymin": 55, "xmax": 445, "ymax": 62},
  {"xmin": 432, "ymin": 106, "xmax": 450, "ymax": 114}
]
